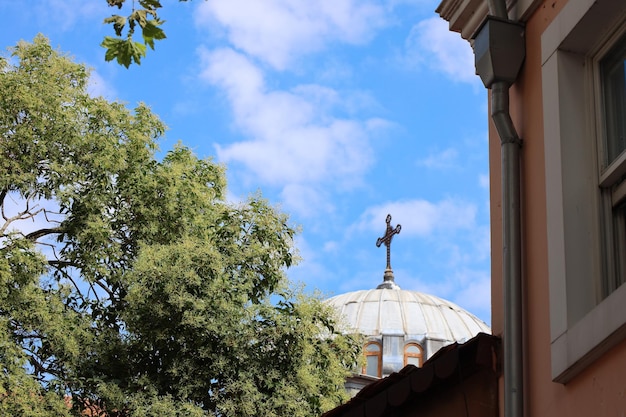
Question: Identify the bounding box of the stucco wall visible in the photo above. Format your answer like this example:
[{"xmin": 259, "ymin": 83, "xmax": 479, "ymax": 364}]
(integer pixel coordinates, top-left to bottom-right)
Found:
[{"xmin": 488, "ymin": 0, "xmax": 626, "ymax": 416}]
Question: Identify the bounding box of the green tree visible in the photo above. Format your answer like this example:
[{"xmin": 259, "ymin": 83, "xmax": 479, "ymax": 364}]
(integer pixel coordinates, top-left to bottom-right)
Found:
[{"xmin": 0, "ymin": 36, "xmax": 360, "ymax": 416}]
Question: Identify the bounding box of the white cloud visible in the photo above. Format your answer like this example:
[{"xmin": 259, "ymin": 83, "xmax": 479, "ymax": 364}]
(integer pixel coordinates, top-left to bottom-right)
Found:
[
  {"xmin": 395, "ymin": 268, "xmax": 491, "ymax": 324},
  {"xmin": 449, "ymin": 270, "xmax": 491, "ymax": 323},
  {"xmin": 280, "ymin": 184, "xmax": 334, "ymax": 219},
  {"xmin": 323, "ymin": 240, "xmax": 339, "ymax": 253},
  {"xmin": 355, "ymin": 198, "xmax": 477, "ymax": 236},
  {"xmin": 199, "ymin": 47, "xmax": 264, "ymax": 99},
  {"xmin": 35, "ymin": 0, "xmax": 107, "ymax": 31},
  {"xmin": 474, "ymin": 225, "xmax": 491, "ymax": 261},
  {"xmin": 479, "ymin": 173, "xmax": 489, "ymax": 189},
  {"xmin": 404, "ymin": 17, "xmax": 479, "ymax": 85},
  {"xmin": 417, "ymin": 147, "xmax": 458, "ymax": 169},
  {"xmin": 224, "ymin": 189, "xmax": 245, "ymax": 206},
  {"xmin": 195, "ymin": 0, "xmax": 388, "ymax": 70},
  {"xmin": 368, "ymin": 267, "xmax": 491, "ymax": 324},
  {"xmin": 288, "ymin": 235, "xmax": 336, "ymax": 290},
  {"xmin": 198, "ymin": 47, "xmax": 380, "ymax": 193},
  {"xmin": 87, "ymin": 69, "xmax": 117, "ymax": 100}
]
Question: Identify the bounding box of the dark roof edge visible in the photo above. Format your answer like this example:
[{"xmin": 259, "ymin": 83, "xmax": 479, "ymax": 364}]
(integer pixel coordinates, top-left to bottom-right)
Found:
[{"xmin": 322, "ymin": 332, "xmax": 501, "ymax": 417}]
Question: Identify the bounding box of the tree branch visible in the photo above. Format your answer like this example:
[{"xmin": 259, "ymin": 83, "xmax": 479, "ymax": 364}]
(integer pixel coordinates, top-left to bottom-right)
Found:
[
  {"xmin": 93, "ymin": 279, "xmax": 115, "ymax": 299},
  {"xmin": 26, "ymin": 227, "xmax": 64, "ymax": 241},
  {"xmin": 1, "ymin": 192, "xmax": 46, "ymax": 235},
  {"xmin": 48, "ymin": 261, "xmax": 87, "ymax": 305},
  {"xmin": 43, "ymin": 208, "xmax": 64, "ymax": 224},
  {"xmin": 0, "ymin": 187, "xmax": 7, "ymax": 212}
]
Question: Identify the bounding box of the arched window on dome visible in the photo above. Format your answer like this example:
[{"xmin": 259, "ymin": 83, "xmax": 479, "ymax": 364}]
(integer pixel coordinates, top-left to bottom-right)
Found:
[
  {"xmin": 404, "ymin": 343, "xmax": 423, "ymax": 367},
  {"xmin": 363, "ymin": 341, "xmax": 382, "ymax": 377}
]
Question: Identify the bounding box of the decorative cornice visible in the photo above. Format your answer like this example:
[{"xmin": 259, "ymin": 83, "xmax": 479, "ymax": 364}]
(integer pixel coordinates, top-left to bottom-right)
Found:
[
  {"xmin": 436, "ymin": 0, "xmax": 489, "ymax": 40},
  {"xmin": 436, "ymin": 0, "xmax": 539, "ymax": 40}
]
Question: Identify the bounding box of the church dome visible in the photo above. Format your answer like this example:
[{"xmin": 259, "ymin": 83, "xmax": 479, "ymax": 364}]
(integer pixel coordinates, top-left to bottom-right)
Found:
[
  {"xmin": 326, "ymin": 289, "xmax": 490, "ymax": 344},
  {"xmin": 325, "ymin": 214, "xmax": 490, "ymax": 382},
  {"xmin": 326, "ymin": 287, "xmax": 490, "ymax": 380}
]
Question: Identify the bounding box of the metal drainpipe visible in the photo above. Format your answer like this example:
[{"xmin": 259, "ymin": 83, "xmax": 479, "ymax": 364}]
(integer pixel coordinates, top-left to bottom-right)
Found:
[{"xmin": 485, "ymin": 2, "xmax": 524, "ymax": 417}]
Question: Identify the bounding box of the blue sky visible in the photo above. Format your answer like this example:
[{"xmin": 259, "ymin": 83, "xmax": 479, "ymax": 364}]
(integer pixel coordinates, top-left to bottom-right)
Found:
[{"xmin": 0, "ymin": 0, "xmax": 491, "ymax": 324}]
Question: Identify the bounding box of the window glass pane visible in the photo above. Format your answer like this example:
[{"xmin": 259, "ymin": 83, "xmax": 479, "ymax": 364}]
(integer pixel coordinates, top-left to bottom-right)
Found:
[
  {"xmin": 602, "ymin": 33, "xmax": 626, "ymax": 165},
  {"xmin": 366, "ymin": 355, "xmax": 379, "ymax": 377},
  {"xmin": 406, "ymin": 356, "xmax": 421, "ymax": 367},
  {"xmin": 609, "ymin": 202, "xmax": 626, "ymax": 295},
  {"xmin": 365, "ymin": 343, "xmax": 380, "ymax": 352},
  {"xmin": 405, "ymin": 344, "xmax": 421, "ymax": 354}
]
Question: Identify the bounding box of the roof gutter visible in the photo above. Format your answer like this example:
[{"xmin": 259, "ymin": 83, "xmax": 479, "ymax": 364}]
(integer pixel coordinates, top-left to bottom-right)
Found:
[{"xmin": 472, "ymin": 3, "xmax": 525, "ymax": 417}]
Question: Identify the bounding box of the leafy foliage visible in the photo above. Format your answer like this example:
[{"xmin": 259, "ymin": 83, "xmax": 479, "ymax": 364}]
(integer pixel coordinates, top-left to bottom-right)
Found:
[
  {"xmin": 101, "ymin": 0, "xmax": 176, "ymax": 67},
  {"xmin": 0, "ymin": 36, "xmax": 361, "ymax": 416}
]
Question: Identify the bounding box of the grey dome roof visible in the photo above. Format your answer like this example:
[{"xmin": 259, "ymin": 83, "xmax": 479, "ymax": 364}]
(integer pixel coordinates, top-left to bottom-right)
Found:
[{"xmin": 326, "ymin": 288, "xmax": 490, "ymax": 343}]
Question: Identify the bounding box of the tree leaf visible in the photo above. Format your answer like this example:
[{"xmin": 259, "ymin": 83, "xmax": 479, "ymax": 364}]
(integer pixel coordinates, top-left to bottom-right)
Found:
[
  {"xmin": 106, "ymin": 0, "xmax": 124, "ymax": 8},
  {"xmin": 142, "ymin": 19, "xmax": 166, "ymax": 50},
  {"xmin": 139, "ymin": 0, "xmax": 163, "ymax": 9},
  {"xmin": 103, "ymin": 15, "xmax": 127, "ymax": 36},
  {"xmin": 101, "ymin": 36, "xmax": 146, "ymax": 68},
  {"xmin": 129, "ymin": 9, "xmax": 148, "ymax": 28}
]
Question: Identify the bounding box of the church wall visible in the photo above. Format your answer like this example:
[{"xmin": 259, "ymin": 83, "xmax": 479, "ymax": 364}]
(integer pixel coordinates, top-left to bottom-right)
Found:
[
  {"xmin": 382, "ymin": 334, "xmax": 404, "ymax": 376},
  {"xmin": 423, "ymin": 339, "xmax": 446, "ymax": 362}
]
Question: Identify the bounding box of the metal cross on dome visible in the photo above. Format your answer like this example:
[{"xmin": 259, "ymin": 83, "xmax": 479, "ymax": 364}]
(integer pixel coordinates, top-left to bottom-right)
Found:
[{"xmin": 376, "ymin": 214, "xmax": 401, "ymax": 271}]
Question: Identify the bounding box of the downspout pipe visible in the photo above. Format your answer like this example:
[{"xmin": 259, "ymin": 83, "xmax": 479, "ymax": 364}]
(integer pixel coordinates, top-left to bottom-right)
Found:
[
  {"xmin": 473, "ymin": 2, "xmax": 524, "ymax": 417},
  {"xmin": 494, "ymin": 81, "xmax": 524, "ymax": 417}
]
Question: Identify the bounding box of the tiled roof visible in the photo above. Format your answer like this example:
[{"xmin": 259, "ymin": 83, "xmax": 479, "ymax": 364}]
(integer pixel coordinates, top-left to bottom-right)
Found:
[{"xmin": 322, "ymin": 332, "xmax": 500, "ymax": 417}]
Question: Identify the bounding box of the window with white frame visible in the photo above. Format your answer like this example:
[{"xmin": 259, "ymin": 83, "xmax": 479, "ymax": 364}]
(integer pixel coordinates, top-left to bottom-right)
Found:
[
  {"xmin": 598, "ymin": 32, "xmax": 626, "ymax": 298},
  {"xmin": 542, "ymin": 0, "xmax": 626, "ymax": 383}
]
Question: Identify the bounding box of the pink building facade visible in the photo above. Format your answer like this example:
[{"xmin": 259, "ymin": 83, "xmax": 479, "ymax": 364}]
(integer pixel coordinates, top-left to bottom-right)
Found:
[{"xmin": 437, "ymin": 0, "xmax": 626, "ymax": 415}]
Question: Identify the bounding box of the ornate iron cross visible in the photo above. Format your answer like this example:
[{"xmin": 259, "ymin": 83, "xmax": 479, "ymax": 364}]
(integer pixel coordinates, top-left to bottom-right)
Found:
[{"xmin": 376, "ymin": 214, "xmax": 401, "ymax": 271}]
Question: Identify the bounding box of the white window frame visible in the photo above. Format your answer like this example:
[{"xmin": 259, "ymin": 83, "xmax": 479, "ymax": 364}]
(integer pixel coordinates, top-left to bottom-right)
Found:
[
  {"xmin": 542, "ymin": 0, "xmax": 626, "ymax": 383},
  {"xmin": 597, "ymin": 30, "xmax": 626, "ymax": 297}
]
